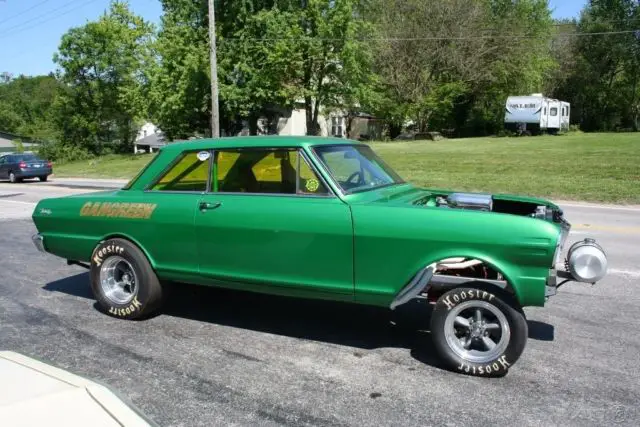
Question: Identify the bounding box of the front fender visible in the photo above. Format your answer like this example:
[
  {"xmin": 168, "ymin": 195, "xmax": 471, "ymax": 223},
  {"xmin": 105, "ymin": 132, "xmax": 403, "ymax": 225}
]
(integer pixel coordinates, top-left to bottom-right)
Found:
[
  {"xmin": 351, "ymin": 204, "xmax": 558, "ymax": 308},
  {"xmin": 404, "ymin": 250, "xmax": 547, "ymax": 307}
]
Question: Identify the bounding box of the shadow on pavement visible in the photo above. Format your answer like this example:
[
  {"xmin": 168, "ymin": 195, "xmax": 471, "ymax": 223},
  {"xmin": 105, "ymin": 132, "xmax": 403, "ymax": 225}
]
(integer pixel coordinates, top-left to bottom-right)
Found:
[
  {"xmin": 165, "ymin": 282, "xmax": 447, "ymax": 370},
  {"xmin": 527, "ymin": 320, "xmax": 555, "ymax": 341},
  {"xmin": 43, "ymin": 274, "xmax": 448, "ymax": 371},
  {"xmin": 43, "ymin": 272, "xmax": 93, "ymax": 299}
]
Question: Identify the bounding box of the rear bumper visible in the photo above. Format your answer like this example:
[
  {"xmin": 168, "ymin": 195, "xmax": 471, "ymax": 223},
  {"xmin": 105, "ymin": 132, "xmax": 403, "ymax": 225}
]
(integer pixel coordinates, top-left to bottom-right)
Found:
[
  {"xmin": 16, "ymin": 168, "xmax": 52, "ymax": 177},
  {"xmin": 32, "ymin": 233, "xmax": 45, "ymax": 253}
]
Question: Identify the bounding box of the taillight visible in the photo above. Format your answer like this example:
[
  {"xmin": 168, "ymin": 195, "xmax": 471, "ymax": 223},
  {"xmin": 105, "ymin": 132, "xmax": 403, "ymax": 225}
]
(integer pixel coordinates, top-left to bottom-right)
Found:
[
  {"xmin": 47, "ymin": 161, "xmax": 52, "ymax": 167},
  {"xmin": 19, "ymin": 162, "xmax": 27, "ymax": 168}
]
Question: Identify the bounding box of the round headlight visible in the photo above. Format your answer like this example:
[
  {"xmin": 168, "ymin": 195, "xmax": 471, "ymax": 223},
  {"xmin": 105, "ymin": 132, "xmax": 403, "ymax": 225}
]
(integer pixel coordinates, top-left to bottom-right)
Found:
[{"xmin": 567, "ymin": 239, "xmax": 607, "ymax": 283}]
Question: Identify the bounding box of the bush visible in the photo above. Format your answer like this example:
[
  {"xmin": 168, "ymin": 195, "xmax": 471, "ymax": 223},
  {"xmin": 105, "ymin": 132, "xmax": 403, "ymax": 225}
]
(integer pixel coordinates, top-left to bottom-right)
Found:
[
  {"xmin": 38, "ymin": 141, "xmax": 93, "ymax": 162},
  {"xmin": 496, "ymin": 129, "xmax": 515, "ymax": 138},
  {"xmin": 11, "ymin": 139, "xmax": 25, "ymax": 153}
]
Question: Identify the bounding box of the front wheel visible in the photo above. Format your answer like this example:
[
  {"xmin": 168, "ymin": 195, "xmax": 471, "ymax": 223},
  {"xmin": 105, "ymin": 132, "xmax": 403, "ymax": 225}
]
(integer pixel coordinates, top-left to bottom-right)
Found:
[
  {"xmin": 430, "ymin": 287, "xmax": 527, "ymax": 377},
  {"xmin": 90, "ymin": 238, "xmax": 164, "ymax": 319}
]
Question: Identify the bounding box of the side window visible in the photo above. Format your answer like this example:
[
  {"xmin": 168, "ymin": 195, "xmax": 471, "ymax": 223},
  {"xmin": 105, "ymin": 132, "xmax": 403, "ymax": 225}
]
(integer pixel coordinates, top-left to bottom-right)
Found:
[
  {"xmin": 252, "ymin": 151, "xmax": 291, "ymax": 192},
  {"xmin": 297, "ymin": 154, "xmax": 329, "ymax": 195},
  {"xmin": 550, "ymin": 107, "xmax": 558, "ymax": 117},
  {"xmin": 215, "ymin": 149, "xmax": 328, "ymax": 195},
  {"xmin": 151, "ymin": 151, "xmax": 210, "ymax": 192}
]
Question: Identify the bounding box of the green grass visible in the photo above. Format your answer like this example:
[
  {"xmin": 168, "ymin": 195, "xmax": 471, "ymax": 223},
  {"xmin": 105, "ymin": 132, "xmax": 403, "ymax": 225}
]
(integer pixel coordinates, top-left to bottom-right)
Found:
[
  {"xmin": 370, "ymin": 132, "xmax": 640, "ymax": 204},
  {"xmin": 54, "ymin": 154, "xmax": 155, "ymax": 179},
  {"xmin": 53, "ymin": 133, "xmax": 640, "ymax": 203}
]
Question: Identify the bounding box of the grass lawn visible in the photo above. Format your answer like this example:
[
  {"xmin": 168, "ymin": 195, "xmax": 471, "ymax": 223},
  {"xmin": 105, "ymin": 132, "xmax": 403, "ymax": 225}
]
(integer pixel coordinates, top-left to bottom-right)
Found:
[
  {"xmin": 53, "ymin": 132, "xmax": 640, "ymax": 203},
  {"xmin": 54, "ymin": 153, "xmax": 154, "ymax": 180}
]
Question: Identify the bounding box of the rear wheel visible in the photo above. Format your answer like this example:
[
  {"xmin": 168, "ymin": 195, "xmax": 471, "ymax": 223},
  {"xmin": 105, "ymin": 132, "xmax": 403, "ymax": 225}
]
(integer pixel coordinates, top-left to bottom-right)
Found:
[
  {"xmin": 90, "ymin": 238, "xmax": 164, "ymax": 319},
  {"xmin": 430, "ymin": 287, "xmax": 527, "ymax": 376},
  {"xmin": 39, "ymin": 176, "xmax": 48, "ymax": 182},
  {"xmin": 9, "ymin": 172, "xmax": 20, "ymax": 183}
]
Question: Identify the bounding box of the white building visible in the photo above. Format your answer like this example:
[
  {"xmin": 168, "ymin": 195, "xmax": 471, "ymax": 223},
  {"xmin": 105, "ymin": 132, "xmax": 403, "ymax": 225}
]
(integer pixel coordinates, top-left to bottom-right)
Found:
[{"xmin": 134, "ymin": 122, "xmax": 165, "ymax": 154}]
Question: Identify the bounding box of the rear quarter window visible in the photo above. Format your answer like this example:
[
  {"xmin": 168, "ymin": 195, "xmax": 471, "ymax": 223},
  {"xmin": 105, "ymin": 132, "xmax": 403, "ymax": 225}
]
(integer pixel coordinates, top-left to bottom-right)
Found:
[
  {"xmin": 151, "ymin": 151, "xmax": 210, "ymax": 192},
  {"xmin": 122, "ymin": 153, "xmax": 159, "ymax": 190}
]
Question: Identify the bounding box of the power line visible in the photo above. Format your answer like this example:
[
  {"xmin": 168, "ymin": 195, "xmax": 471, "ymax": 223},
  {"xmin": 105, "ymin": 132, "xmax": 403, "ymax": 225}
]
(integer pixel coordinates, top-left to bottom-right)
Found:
[
  {"xmin": 219, "ymin": 29, "xmax": 640, "ymax": 43},
  {"xmin": 0, "ymin": 0, "xmax": 51, "ymax": 25},
  {"xmin": 0, "ymin": 0, "xmax": 103, "ymax": 40},
  {"xmin": 0, "ymin": 0, "xmax": 88, "ymax": 35}
]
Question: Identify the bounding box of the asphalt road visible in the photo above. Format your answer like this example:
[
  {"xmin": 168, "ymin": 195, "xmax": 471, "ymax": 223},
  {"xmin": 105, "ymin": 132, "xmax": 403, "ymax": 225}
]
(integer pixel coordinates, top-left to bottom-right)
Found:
[{"xmin": 1, "ymin": 180, "xmax": 639, "ymax": 427}]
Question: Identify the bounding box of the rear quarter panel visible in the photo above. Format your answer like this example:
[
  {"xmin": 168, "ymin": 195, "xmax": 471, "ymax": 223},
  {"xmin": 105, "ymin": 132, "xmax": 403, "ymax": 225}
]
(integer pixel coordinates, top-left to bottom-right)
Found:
[
  {"xmin": 32, "ymin": 190, "xmax": 199, "ymax": 276},
  {"xmin": 351, "ymin": 204, "xmax": 559, "ymax": 308}
]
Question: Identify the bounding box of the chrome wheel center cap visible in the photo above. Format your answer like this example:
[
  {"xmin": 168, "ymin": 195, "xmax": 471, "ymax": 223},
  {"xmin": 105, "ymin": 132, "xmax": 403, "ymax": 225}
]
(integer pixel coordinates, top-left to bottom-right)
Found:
[{"xmin": 470, "ymin": 322, "xmax": 484, "ymax": 338}]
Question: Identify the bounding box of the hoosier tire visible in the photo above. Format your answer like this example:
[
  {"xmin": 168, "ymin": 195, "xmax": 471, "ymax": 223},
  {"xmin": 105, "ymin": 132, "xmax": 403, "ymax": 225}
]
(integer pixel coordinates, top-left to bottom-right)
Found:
[
  {"xmin": 90, "ymin": 238, "xmax": 164, "ymax": 320},
  {"xmin": 430, "ymin": 286, "xmax": 528, "ymax": 377}
]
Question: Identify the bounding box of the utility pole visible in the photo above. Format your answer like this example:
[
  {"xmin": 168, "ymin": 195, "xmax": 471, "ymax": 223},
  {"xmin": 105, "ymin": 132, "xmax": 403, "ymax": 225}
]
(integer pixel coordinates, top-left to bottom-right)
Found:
[{"xmin": 208, "ymin": 0, "xmax": 220, "ymax": 138}]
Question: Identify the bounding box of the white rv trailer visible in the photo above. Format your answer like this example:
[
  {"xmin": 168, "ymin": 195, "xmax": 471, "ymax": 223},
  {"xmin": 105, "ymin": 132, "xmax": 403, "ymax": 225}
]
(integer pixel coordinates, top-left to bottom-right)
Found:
[{"xmin": 505, "ymin": 94, "xmax": 570, "ymax": 134}]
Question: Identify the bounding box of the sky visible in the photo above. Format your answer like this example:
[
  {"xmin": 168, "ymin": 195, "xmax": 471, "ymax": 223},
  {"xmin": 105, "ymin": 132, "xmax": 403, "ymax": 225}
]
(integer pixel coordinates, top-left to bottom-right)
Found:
[{"xmin": 0, "ymin": 0, "xmax": 588, "ymax": 77}]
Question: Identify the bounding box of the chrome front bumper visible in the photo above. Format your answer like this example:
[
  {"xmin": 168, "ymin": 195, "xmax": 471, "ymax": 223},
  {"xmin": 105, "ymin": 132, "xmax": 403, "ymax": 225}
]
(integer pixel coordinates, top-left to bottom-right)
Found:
[{"xmin": 32, "ymin": 234, "xmax": 45, "ymax": 253}]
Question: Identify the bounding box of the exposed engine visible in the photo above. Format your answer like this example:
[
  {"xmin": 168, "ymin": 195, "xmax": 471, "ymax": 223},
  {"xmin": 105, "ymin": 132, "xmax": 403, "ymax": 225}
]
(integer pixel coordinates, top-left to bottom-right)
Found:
[
  {"xmin": 428, "ymin": 192, "xmax": 563, "ymax": 222},
  {"xmin": 436, "ymin": 193, "xmax": 492, "ymax": 211}
]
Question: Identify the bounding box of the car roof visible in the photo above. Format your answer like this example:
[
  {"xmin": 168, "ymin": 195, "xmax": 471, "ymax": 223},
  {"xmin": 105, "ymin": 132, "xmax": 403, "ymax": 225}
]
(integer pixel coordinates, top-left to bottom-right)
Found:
[{"xmin": 161, "ymin": 136, "xmax": 356, "ymax": 154}]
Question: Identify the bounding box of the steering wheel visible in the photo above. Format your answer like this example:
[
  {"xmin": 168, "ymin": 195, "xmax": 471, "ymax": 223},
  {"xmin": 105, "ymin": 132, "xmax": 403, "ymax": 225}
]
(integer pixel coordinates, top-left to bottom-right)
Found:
[{"xmin": 346, "ymin": 171, "xmax": 364, "ymax": 186}]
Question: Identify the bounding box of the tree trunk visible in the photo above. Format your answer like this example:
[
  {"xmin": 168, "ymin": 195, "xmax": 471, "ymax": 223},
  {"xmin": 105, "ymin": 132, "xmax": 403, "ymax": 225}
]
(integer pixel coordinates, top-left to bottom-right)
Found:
[
  {"xmin": 305, "ymin": 96, "xmax": 319, "ymax": 135},
  {"xmin": 248, "ymin": 112, "xmax": 258, "ymax": 136}
]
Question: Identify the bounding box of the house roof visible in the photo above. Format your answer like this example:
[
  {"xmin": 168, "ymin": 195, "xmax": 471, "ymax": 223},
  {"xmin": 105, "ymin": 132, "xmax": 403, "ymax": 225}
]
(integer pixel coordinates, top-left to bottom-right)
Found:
[
  {"xmin": 134, "ymin": 133, "xmax": 166, "ymax": 148},
  {"xmin": 163, "ymin": 136, "xmax": 355, "ymax": 153}
]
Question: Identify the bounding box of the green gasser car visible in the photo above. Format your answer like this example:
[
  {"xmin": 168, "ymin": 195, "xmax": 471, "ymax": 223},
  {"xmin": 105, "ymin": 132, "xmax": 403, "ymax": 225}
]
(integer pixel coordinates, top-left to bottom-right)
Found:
[{"xmin": 31, "ymin": 136, "xmax": 607, "ymax": 376}]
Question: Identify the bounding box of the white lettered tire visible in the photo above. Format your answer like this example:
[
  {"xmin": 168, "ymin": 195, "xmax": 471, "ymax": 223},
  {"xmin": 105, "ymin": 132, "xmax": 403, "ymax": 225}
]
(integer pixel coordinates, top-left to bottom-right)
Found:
[
  {"xmin": 90, "ymin": 238, "xmax": 164, "ymax": 320},
  {"xmin": 430, "ymin": 286, "xmax": 528, "ymax": 377}
]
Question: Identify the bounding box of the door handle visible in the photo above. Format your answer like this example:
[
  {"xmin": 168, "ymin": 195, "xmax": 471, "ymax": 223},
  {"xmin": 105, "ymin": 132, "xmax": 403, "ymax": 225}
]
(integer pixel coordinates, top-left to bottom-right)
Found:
[{"xmin": 199, "ymin": 201, "xmax": 222, "ymax": 211}]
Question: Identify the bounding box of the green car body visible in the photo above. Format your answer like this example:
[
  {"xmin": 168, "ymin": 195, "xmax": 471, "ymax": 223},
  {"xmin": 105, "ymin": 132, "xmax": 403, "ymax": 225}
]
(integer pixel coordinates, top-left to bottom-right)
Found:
[
  {"xmin": 32, "ymin": 136, "xmax": 565, "ymax": 308},
  {"xmin": 33, "ymin": 136, "xmax": 611, "ymax": 375}
]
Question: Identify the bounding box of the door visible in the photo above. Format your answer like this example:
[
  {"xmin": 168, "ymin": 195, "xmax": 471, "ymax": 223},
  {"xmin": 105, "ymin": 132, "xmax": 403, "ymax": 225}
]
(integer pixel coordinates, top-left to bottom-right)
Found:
[
  {"xmin": 548, "ymin": 101, "xmax": 560, "ymax": 129},
  {"xmin": 540, "ymin": 100, "xmax": 549, "ymax": 129},
  {"xmin": 195, "ymin": 148, "xmax": 354, "ymax": 297},
  {"xmin": 0, "ymin": 156, "xmax": 7, "ymax": 179},
  {"xmin": 140, "ymin": 150, "xmax": 211, "ymax": 276},
  {"xmin": 560, "ymin": 102, "xmax": 570, "ymax": 131}
]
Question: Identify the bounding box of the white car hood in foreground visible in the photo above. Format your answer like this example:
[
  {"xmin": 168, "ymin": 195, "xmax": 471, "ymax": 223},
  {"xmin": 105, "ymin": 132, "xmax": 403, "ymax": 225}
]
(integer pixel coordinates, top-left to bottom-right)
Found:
[{"xmin": 0, "ymin": 351, "xmax": 155, "ymax": 427}]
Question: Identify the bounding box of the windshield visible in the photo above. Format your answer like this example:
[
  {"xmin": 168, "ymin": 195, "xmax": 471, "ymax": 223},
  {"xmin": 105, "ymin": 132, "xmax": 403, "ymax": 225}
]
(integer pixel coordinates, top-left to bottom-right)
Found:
[
  {"xmin": 13, "ymin": 154, "xmax": 40, "ymax": 162},
  {"xmin": 313, "ymin": 145, "xmax": 404, "ymax": 193}
]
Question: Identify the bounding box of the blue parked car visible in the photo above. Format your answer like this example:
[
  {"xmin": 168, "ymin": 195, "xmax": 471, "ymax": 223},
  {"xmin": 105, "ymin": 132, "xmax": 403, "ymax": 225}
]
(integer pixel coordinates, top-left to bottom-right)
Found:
[{"xmin": 0, "ymin": 153, "xmax": 52, "ymax": 183}]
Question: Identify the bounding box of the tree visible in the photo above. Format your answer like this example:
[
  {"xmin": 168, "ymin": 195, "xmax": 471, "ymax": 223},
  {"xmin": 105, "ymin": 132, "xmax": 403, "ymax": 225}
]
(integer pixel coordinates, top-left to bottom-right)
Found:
[
  {"xmin": 152, "ymin": 0, "xmax": 375, "ymax": 137},
  {"xmin": 557, "ymin": 0, "xmax": 640, "ymax": 131},
  {"xmin": 149, "ymin": 0, "xmax": 211, "ymax": 140},
  {"xmin": 370, "ymin": 0, "xmax": 554, "ymax": 136},
  {"xmin": 0, "ymin": 74, "xmax": 60, "ymax": 140},
  {"xmin": 284, "ymin": 0, "xmax": 376, "ymax": 135},
  {"xmin": 54, "ymin": 1, "xmax": 154, "ymax": 153}
]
